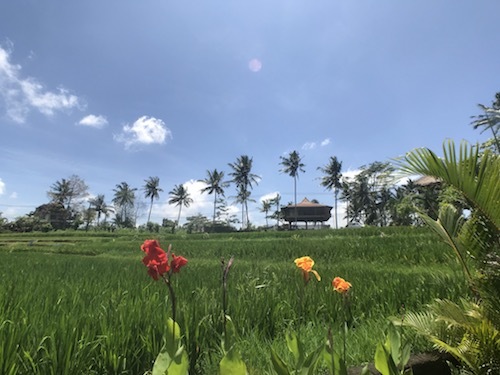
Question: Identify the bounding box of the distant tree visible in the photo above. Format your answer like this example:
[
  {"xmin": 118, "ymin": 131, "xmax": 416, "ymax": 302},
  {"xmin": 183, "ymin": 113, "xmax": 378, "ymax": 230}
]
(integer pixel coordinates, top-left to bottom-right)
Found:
[
  {"xmin": 260, "ymin": 199, "xmax": 272, "ymax": 228},
  {"xmin": 280, "ymin": 150, "xmax": 305, "ymax": 227},
  {"xmin": 89, "ymin": 194, "xmax": 114, "ymax": 225},
  {"xmin": 184, "ymin": 214, "xmax": 209, "ymax": 234},
  {"xmin": 269, "ymin": 194, "xmax": 282, "ymax": 228},
  {"xmin": 169, "ymin": 184, "xmax": 193, "ymax": 232},
  {"xmin": 471, "ymin": 92, "xmax": 500, "ymax": 153},
  {"xmin": 318, "ymin": 156, "xmax": 343, "ymax": 229},
  {"xmin": 143, "ymin": 176, "xmax": 163, "ymax": 223},
  {"xmin": 228, "ymin": 155, "xmax": 259, "ymax": 230},
  {"xmin": 32, "ymin": 202, "xmax": 69, "ymax": 230},
  {"xmin": 112, "ymin": 182, "xmax": 137, "ymax": 227},
  {"xmin": 48, "ymin": 175, "xmax": 89, "ymax": 209},
  {"xmin": 200, "ymin": 169, "xmax": 229, "ymax": 227}
]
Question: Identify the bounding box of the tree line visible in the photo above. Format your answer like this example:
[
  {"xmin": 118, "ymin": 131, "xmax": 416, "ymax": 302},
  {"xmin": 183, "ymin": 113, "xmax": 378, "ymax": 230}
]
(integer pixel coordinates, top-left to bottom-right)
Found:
[{"xmin": 1, "ymin": 92, "xmax": 498, "ymax": 233}]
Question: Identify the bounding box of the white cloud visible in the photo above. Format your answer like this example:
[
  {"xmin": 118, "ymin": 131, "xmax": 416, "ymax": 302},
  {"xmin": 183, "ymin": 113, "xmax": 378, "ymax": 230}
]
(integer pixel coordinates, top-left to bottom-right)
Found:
[
  {"xmin": 259, "ymin": 191, "xmax": 280, "ymax": 203},
  {"xmin": 115, "ymin": 116, "xmax": 172, "ymax": 149},
  {"xmin": 78, "ymin": 114, "xmax": 108, "ymax": 129},
  {"xmin": 0, "ymin": 46, "xmax": 82, "ymax": 123},
  {"xmin": 0, "ymin": 178, "xmax": 5, "ymax": 195},
  {"xmin": 302, "ymin": 142, "xmax": 316, "ymax": 150},
  {"xmin": 9, "ymin": 192, "xmax": 17, "ymax": 199},
  {"xmin": 321, "ymin": 138, "xmax": 331, "ymax": 146}
]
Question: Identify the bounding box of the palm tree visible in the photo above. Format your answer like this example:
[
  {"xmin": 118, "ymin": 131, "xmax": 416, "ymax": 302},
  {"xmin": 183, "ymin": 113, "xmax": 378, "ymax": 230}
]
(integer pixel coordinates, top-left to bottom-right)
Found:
[
  {"xmin": 143, "ymin": 176, "xmax": 163, "ymax": 223},
  {"xmin": 48, "ymin": 178, "xmax": 72, "ymax": 208},
  {"xmin": 112, "ymin": 182, "xmax": 137, "ymax": 224},
  {"xmin": 228, "ymin": 155, "xmax": 260, "ymax": 230},
  {"xmin": 89, "ymin": 194, "xmax": 114, "ymax": 225},
  {"xmin": 318, "ymin": 156, "xmax": 343, "ymax": 229},
  {"xmin": 396, "ymin": 140, "xmax": 500, "ymax": 373},
  {"xmin": 260, "ymin": 199, "xmax": 272, "ymax": 228},
  {"xmin": 280, "ymin": 150, "xmax": 305, "ymax": 227},
  {"xmin": 168, "ymin": 184, "xmax": 193, "ymax": 231},
  {"xmin": 270, "ymin": 193, "xmax": 281, "ymax": 228},
  {"xmin": 199, "ymin": 169, "xmax": 229, "ymax": 226}
]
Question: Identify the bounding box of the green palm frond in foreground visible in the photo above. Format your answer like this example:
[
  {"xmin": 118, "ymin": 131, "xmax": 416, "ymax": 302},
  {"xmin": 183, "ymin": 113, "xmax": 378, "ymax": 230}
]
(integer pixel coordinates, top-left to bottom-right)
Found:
[{"xmin": 395, "ymin": 140, "xmax": 500, "ymax": 374}]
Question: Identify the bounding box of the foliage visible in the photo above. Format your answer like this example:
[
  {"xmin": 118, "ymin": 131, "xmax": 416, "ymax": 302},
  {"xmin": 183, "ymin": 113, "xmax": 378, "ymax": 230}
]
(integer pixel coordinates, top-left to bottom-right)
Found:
[
  {"xmin": 112, "ymin": 182, "xmax": 138, "ymax": 228},
  {"xmin": 373, "ymin": 323, "xmax": 412, "ymax": 375},
  {"xmin": 143, "ymin": 176, "xmax": 163, "ymax": 224},
  {"xmin": 280, "ymin": 150, "xmax": 305, "ymax": 226},
  {"xmin": 318, "ymin": 156, "xmax": 343, "ymax": 229},
  {"xmin": 228, "ymin": 155, "xmax": 259, "ymax": 230},
  {"xmin": 396, "ymin": 140, "xmax": 500, "ymax": 374},
  {"xmin": 471, "ymin": 92, "xmax": 500, "ymax": 154}
]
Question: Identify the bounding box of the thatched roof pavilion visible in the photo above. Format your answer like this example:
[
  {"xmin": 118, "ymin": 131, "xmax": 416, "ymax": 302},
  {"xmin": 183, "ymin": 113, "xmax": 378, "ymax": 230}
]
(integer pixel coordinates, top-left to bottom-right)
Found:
[{"xmin": 281, "ymin": 198, "xmax": 332, "ymax": 229}]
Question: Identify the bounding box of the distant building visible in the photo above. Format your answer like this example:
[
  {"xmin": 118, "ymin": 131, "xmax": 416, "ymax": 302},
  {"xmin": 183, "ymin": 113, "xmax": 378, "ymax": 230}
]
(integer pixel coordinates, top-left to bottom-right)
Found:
[{"xmin": 281, "ymin": 198, "xmax": 332, "ymax": 229}]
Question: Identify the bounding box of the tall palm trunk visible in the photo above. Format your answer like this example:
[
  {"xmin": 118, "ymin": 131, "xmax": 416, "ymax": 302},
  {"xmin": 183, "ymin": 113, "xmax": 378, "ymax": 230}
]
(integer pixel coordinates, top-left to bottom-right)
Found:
[
  {"xmin": 212, "ymin": 193, "xmax": 217, "ymax": 226},
  {"xmin": 147, "ymin": 197, "xmax": 153, "ymax": 223},
  {"xmin": 294, "ymin": 176, "xmax": 298, "ymax": 227},
  {"xmin": 334, "ymin": 189, "xmax": 338, "ymax": 229}
]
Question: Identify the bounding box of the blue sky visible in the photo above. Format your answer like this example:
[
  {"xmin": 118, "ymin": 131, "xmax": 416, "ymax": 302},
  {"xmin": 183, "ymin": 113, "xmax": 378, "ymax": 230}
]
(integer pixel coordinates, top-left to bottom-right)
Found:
[{"xmin": 0, "ymin": 0, "xmax": 499, "ymax": 227}]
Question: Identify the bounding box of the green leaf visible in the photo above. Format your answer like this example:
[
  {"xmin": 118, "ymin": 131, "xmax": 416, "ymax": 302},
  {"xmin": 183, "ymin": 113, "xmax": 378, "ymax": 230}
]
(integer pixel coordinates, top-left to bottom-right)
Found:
[
  {"xmin": 300, "ymin": 343, "xmax": 324, "ymax": 375},
  {"xmin": 285, "ymin": 331, "xmax": 305, "ymax": 367},
  {"xmin": 270, "ymin": 348, "xmax": 291, "ymax": 375},
  {"xmin": 374, "ymin": 342, "xmax": 398, "ymax": 375},
  {"xmin": 219, "ymin": 345, "xmax": 247, "ymax": 375},
  {"xmin": 152, "ymin": 318, "xmax": 189, "ymax": 375},
  {"xmin": 386, "ymin": 324, "xmax": 401, "ymax": 365}
]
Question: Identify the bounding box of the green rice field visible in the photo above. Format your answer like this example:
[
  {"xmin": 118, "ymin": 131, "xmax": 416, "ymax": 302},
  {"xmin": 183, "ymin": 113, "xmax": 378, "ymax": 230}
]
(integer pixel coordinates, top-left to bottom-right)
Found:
[{"xmin": 0, "ymin": 227, "xmax": 469, "ymax": 374}]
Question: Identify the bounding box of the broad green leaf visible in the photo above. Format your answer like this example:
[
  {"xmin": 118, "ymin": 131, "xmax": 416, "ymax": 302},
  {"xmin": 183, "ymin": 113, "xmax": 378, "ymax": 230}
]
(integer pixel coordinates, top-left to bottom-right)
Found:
[
  {"xmin": 285, "ymin": 331, "xmax": 304, "ymax": 367},
  {"xmin": 387, "ymin": 324, "xmax": 401, "ymax": 365},
  {"xmin": 374, "ymin": 342, "xmax": 398, "ymax": 375},
  {"xmin": 270, "ymin": 348, "xmax": 290, "ymax": 375},
  {"xmin": 300, "ymin": 343, "xmax": 324, "ymax": 375},
  {"xmin": 152, "ymin": 318, "xmax": 189, "ymax": 375},
  {"xmin": 219, "ymin": 345, "xmax": 247, "ymax": 375}
]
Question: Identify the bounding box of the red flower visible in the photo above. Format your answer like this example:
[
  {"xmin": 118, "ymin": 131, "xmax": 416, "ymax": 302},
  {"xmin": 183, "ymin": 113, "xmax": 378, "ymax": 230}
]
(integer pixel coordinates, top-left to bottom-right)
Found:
[
  {"xmin": 140, "ymin": 240, "xmax": 187, "ymax": 280},
  {"xmin": 171, "ymin": 253, "xmax": 188, "ymax": 273},
  {"xmin": 141, "ymin": 240, "xmax": 169, "ymax": 280}
]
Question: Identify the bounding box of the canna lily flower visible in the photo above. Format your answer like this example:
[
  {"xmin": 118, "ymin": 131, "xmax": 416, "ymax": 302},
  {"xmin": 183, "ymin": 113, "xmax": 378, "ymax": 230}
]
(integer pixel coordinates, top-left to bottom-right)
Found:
[
  {"xmin": 332, "ymin": 277, "xmax": 352, "ymax": 294},
  {"xmin": 294, "ymin": 256, "xmax": 321, "ymax": 282},
  {"xmin": 141, "ymin": 240, "xmax": 187, "ymax": 280},
  {"xmin": 170, "ymin": 253, "xmax": 188, "ymax": 273}
]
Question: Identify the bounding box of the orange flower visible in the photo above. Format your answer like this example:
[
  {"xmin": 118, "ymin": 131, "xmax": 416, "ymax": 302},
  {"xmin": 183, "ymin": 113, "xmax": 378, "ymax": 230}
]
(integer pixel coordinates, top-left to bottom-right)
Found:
[
  {"xmin": 294, "ymin": 256, "xmax": 321, "ymax": 282},
  {"xmin": 332, "ymin": 277, "xmax": 352, "ymax": 294}
]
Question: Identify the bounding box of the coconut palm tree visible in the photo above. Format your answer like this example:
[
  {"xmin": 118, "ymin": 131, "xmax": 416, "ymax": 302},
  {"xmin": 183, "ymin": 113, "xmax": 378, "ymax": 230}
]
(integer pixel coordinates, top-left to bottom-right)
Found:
[
  {"xmin": 396, "ymin": 140, "xmax": 500, "ymax": 373},
  {"xmin": 228, "ymin": 155, "xmax": 259, "ymax": 229},
  {"xmin": 260, "ymin": 199, "xmax": 272, "ymax": 228},
  {"xmin": 168, "ymin": 184, "xmax": 193, "ymax": 232},
  {"xmin": 280, "ymin": 150, "xmax": 305, "ymax": 227},
  {"xmin": 89, "ymin": 194, "xmax": 114, "ymax": 226},
  {"xmin": 318, "ymin": 156, "xmax": 343, "ymax": 229},
  {"xmin": 270, "ymin": 193, "xmax": 282, "ymax": 228},
  {"xmin": 199, "ymin": 169, "xmax": 229, "ymax": 226},
  {"xmin": 143, "ymin": 176, "xmax": 163, "ymax": 223},
  {"xmin": 112, "ymin": 182, "xmax": 137, "ymax": 225}
]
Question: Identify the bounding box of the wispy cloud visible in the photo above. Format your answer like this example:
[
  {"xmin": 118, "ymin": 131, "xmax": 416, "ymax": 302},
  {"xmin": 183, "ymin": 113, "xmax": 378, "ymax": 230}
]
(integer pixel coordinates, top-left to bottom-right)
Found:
[
  {"xmin": 302, "ymin": 138, "xmax": 330, "ymax": 150},
  {"xmin": 0, "ymin": 45, "xmax": 82, "ymax": 123},
  {"xmin": 114, "ymin": 116, "xmax": 172, "ymax": 149},
  {"xmin": 302, "ymin": 142, "xmax": 316, "ymax": 150},
  {"xmin": 78, "ymin": 114, "xmax": 108, "ymax": 129},
  {"xmin": 0, "ymin": 178, "xmax": 5, "ymax": 195}
]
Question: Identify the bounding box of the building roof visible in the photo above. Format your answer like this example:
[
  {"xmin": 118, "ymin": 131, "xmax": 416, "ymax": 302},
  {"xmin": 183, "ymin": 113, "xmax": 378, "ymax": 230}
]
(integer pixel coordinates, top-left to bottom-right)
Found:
[
  {"xmin": 414, "ymin": 175, "xmax": 442, "ymax": 186},
  {"xmin": 283, "ymin": 198, "xmax": 332, "ymax": 209}
]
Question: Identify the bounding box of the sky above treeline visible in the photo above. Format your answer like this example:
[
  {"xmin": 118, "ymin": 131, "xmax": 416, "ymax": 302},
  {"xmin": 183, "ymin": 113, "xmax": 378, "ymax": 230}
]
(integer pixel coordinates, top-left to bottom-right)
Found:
[{"xmin": 0, "ymin": 0, "xmax": 499, "ymax": 228}]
